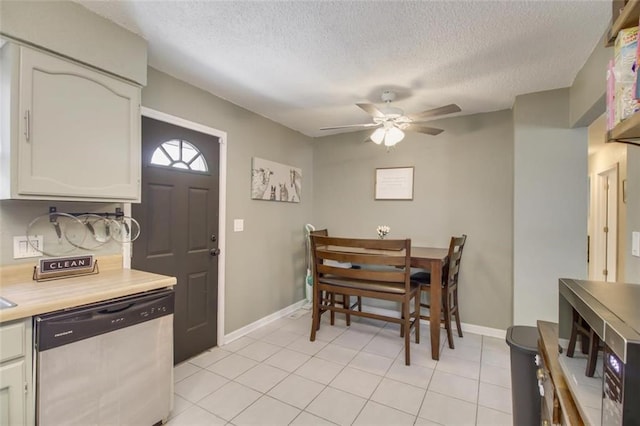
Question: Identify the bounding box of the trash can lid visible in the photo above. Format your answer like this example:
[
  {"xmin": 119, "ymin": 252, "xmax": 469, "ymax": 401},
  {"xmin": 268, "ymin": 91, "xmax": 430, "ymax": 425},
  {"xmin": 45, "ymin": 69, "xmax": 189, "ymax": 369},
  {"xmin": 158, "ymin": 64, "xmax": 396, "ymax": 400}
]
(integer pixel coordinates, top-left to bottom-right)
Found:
[{"xmin": 506, "ymin": 325, "xmax": 539, "ymax": 354}]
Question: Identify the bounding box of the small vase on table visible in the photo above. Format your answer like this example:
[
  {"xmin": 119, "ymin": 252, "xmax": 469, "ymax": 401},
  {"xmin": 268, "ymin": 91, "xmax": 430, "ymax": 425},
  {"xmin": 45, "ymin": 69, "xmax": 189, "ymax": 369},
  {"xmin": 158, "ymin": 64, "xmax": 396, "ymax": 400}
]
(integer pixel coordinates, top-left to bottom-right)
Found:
[{"xmin": 376, "ymin": 225, "xmax": 390, "ymax": 239}]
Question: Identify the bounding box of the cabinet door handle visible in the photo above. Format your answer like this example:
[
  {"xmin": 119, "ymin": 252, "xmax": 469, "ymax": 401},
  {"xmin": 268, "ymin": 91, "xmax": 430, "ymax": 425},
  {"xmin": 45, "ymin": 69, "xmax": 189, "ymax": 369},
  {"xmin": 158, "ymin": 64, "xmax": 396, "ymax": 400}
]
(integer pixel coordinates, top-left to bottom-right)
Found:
[{"xmin": 24, "ymin": 109, "xmax": 31, "ymax": 141}]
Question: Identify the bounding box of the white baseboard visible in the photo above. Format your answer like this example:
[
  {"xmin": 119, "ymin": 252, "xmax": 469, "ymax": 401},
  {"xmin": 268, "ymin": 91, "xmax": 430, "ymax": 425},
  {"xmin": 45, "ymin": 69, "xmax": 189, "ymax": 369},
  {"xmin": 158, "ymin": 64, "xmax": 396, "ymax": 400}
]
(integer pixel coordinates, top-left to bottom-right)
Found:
[
  {"xmin": 222, "ymin": 299, "xmax": 307, "ymax": 345},
  {"xmin": 223, "ymin": 300, "xmax": 508, "ymax": 346},
  {"xmin": 461, "ymin": 322, "xmax": 506, "ymax": 339},
  {"xmin": 328, "ymin": 304, "xmax": 507, "ymax": 339}
]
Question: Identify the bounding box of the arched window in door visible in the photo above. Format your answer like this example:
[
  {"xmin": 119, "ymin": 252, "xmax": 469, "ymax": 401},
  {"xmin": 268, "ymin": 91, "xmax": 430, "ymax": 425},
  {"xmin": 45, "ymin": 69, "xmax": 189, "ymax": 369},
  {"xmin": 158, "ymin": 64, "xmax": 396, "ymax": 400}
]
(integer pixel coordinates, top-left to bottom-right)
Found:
[{"xmin": 150, "ymin": 139, "xmax": 208, "ymax": 172}]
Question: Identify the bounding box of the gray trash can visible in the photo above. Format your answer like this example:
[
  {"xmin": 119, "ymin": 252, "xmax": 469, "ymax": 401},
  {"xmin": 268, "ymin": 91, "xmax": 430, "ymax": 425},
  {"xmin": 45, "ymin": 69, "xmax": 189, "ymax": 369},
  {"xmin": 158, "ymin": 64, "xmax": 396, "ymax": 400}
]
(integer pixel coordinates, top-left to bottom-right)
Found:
[{"xmin": 506, "ymin": 325, "xmax": 541, "ymax": 426}]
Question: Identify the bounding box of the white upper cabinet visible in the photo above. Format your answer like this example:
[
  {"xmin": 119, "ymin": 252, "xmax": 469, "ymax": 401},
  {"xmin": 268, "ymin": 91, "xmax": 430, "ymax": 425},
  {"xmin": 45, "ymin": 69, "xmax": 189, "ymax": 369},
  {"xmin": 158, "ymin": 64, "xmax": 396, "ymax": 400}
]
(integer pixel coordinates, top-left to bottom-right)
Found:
[{"xmin": 1, "ymin": 43, "xmax": 141, "ymax": 202}]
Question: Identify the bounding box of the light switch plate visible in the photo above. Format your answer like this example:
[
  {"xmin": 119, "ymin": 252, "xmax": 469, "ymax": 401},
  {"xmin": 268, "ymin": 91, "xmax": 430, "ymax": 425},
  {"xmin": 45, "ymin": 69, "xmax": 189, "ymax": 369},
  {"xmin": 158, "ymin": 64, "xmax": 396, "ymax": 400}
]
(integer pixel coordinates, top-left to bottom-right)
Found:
[
  {"xmin": 633, "ymin": 232, "xmax": 640, "ymax": 257},
  {"xmin": 13, "ymin": 235, "xmax": 43, "ymax": 259},
  {"xmin": 234, "ymin": 219, "xmax": 244, "ymax": 232}
]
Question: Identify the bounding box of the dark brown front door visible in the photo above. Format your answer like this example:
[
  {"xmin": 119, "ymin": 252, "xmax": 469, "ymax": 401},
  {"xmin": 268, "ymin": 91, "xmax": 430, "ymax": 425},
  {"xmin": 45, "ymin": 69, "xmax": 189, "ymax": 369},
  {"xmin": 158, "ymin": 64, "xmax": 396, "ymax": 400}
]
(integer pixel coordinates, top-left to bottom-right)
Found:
[{"xmin": 133, "ymin": 116, "xmax": 220, "ymax": 364}]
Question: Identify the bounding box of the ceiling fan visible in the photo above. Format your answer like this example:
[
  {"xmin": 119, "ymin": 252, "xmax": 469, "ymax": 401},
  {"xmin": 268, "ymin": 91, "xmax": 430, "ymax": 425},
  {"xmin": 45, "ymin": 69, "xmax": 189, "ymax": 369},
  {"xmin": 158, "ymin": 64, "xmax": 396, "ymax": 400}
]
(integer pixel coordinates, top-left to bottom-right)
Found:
[{"xmin": 321, "ymin": 90, "xmax": 461, "ymax": 147}]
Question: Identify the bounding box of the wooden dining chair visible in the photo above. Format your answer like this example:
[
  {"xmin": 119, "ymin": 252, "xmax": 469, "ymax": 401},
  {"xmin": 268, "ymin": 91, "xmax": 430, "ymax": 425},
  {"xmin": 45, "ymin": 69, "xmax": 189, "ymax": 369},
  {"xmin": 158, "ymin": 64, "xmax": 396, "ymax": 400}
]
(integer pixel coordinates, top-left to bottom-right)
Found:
[
  {"xmin": 309, "ymin": 235, "xmax": 420, "ymax": 365},
  {"xmin": 310, "ymin": 229, "xmax": 361, "ymax": 326},
  {"xmin": 566, "ymin": 307, "xmax": 601, "ymax": 377},
  {"xmin": 410, "ymin": 234, "xmax": 466, "ymax": 349}
]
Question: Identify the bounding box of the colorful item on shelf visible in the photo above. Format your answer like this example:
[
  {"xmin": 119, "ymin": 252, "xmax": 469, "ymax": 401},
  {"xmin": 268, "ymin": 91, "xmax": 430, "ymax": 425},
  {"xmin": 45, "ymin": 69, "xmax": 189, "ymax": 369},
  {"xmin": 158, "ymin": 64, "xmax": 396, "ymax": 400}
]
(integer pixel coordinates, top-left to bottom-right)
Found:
[
  {"xmin": 615, "ymin": 26, "xmax": 640, "ymax": 124},
  {"xmin": 616, "ymin": 83, "xmax": 637, "ymax": 123},
  {"xmin": 636, "ymin": 17, "xmax": 640, "ymax": 101},
  {"xmin": 615, "ymin": 26, "xmax": 638, "ymax": 81}
]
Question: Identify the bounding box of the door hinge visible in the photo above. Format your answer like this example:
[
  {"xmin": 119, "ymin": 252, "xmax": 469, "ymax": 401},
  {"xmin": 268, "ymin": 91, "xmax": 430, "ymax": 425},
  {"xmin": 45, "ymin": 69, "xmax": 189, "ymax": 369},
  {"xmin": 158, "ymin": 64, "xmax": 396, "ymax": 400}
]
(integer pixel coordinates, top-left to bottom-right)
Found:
[
  {"xmin": 604, "ymin": 226, "xmax": 609, "ymax": 233},
  {"xmin": 24, "ymin": 382, "xmax": 28, "ymax": 394},
  {"xmin": 603, "ymin": 269, "xmax": 608, "ymax": 276}
]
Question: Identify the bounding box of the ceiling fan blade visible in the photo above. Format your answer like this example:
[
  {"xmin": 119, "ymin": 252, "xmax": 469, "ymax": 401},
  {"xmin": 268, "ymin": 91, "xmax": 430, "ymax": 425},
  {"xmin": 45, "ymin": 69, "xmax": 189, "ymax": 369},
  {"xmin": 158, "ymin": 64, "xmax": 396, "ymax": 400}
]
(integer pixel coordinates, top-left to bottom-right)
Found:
[
  {"xmin": 405, "ymin": 124, "xmax": 444, "ymax": 136},
  {"xmin": 320, "ymin": 123, "xmax": 379, "ymax": 130},
  {"xmin": 356, "ymin": 103, "xmax": 386, "ymax": 118},
  {"xmin": 408, "ymin": 104, "xmax": 461, "ymax": 121}
]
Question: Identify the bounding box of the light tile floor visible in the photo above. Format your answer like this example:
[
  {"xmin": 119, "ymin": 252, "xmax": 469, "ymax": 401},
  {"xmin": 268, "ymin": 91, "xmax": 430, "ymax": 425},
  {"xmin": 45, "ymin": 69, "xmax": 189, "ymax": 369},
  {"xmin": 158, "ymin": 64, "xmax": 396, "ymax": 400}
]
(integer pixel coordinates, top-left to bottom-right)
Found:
[{"xmin": 168, "ymin": 310, "xmax": 514, "ymax": 426}]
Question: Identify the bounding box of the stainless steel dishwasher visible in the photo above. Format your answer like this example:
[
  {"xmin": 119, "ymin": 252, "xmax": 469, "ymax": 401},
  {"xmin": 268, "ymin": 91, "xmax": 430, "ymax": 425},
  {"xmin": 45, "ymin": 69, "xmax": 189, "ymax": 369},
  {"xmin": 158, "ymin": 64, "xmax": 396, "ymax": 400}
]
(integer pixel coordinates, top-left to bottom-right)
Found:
[{"xmin": 35, "ymin": 288, "xmax": 174, "ymax": 426}]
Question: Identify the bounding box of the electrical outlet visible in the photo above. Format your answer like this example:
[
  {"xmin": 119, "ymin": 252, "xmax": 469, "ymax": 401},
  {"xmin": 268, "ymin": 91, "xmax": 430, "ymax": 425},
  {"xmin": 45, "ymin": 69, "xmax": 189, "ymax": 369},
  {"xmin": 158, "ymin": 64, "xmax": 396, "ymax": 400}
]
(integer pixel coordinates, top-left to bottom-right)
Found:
[{"xmin": 13, "ymin": 235, "xmax": 43, "ymax": 259}]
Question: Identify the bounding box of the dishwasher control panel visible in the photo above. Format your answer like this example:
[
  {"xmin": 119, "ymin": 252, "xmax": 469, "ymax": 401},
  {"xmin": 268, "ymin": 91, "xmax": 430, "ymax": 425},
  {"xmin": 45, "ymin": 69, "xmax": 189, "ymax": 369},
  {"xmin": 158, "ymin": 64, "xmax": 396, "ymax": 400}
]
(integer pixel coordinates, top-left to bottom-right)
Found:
[{"xmin": 140, "ymin": 304, "xmax": 170, "ymax": 318}]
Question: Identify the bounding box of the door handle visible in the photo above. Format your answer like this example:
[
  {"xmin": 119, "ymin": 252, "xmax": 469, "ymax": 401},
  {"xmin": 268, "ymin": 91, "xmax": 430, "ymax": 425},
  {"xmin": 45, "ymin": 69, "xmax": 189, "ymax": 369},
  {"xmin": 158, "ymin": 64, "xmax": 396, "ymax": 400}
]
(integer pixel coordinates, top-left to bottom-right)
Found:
[
  {"xmin": 24, "ymin": 109, "xmax": 31, "ymax": 142},
  {"xmin": 210, "ymin": 248, "xmax": 221, "ymax": 256}
]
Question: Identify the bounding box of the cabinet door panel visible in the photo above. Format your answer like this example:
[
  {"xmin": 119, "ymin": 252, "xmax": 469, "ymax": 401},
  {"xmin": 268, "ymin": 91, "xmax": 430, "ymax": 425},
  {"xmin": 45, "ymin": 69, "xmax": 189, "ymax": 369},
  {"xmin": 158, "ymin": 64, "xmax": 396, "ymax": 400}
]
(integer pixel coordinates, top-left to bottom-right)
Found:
[
  {"xmin": 18, "ymin": 46, "xmax": 140, "ymax": 200},
  {"xmin": 0, "ymin": 321, "xmax": 25, "ymax": 363},
  {"xmin": 0, "ymin": 360, "xmax": 26, "ymax": 426}
]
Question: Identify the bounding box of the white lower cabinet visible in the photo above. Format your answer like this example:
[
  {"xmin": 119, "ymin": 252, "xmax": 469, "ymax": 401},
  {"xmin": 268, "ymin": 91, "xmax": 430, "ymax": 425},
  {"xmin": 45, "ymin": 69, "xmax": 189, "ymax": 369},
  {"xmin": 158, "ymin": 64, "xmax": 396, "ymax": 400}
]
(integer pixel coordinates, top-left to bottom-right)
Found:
[
  {"xmin": 0, "ymin": 319, "xmax": 33, "ymax": 426},
  {"xmin": 0, "ymin": 359, "xmax": 27, "ymax": 425}
]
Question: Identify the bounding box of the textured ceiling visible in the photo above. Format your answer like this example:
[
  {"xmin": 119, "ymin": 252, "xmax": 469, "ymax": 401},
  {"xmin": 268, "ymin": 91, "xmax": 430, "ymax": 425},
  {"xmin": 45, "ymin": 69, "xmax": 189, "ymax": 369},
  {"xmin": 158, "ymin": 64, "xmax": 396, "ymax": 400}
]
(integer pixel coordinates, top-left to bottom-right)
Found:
[{"xmin": 75, "ymin": 1, "xmax": 610, "ymax": 137}]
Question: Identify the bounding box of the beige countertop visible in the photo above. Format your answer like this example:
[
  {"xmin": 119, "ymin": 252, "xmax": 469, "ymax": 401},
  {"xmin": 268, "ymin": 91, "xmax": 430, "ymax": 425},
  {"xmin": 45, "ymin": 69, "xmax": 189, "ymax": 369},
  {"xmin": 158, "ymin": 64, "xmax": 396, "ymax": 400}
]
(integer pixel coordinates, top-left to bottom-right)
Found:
[{"xmin": 0, "ymin": 255, "xmax": 176, "ymax": 323}]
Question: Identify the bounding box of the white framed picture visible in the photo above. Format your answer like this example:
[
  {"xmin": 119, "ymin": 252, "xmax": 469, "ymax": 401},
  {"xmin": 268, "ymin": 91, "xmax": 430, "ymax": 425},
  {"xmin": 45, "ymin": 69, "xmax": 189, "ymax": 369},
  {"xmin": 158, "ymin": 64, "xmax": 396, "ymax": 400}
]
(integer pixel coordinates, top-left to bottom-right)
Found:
[
  {"xmin": 375, "ymin": 166, "xmax": 414, "ymax": 200},
  {"xmin": 251, "ymin": 157, "xmax": 301, "ymax": 203}
]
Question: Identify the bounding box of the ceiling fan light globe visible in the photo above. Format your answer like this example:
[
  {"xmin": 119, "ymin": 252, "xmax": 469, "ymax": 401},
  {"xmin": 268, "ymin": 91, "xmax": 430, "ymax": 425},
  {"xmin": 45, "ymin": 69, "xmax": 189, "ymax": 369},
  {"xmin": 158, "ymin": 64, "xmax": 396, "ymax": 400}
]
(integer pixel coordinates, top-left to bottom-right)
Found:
[
  {"xmin": 370, "ymin": 128, "xmax": 385, "ymax": 144},
  {"xmin": 384, "ymin": 127, "xmax": 405, "ymax": 146}
]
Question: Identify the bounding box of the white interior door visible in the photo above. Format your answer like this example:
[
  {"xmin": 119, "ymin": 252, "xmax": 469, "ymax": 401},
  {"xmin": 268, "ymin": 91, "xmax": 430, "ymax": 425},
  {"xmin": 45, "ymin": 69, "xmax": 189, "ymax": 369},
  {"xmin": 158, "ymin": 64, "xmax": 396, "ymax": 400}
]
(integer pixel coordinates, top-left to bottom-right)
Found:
[{"xmin": 592, "ymin": 164, "xmax": 618, "ymax": 282}]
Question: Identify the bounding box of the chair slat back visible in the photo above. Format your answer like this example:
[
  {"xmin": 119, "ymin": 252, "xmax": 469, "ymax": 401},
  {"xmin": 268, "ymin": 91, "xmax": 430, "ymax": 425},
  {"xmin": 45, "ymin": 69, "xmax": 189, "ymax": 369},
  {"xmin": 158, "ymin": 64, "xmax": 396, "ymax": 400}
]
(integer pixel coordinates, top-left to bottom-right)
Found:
[
  {"xmin": 310, "ymin": 235, "xmax": 412, "ymax": 288},
  {"xmin": 446, "ymin": 235, "xmax": 466, "ymax": 286},
  {"xmin": 310, "ymin": 229, "xmax": 328, "ymax": 237}
]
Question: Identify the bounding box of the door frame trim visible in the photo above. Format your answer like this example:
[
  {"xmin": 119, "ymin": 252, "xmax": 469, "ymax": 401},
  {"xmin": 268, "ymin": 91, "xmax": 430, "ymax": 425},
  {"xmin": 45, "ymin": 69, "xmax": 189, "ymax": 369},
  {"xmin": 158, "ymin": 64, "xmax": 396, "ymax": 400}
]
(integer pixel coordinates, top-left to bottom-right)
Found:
[
  {"xmin": 592, "ymin": 162, "xmax": 618, "ymax": 282},
  {"xmin": 137, "ymin": 106, "xmax": 228, "ymax": 346}
]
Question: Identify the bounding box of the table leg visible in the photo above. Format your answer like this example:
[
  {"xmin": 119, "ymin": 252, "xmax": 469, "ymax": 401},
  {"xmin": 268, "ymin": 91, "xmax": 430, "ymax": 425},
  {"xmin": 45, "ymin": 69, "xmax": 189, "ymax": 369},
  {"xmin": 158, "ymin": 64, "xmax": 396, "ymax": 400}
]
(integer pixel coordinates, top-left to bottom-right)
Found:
[{"xmin": 430, "ymin": 259, "xmax": 442, "ymax": 360}]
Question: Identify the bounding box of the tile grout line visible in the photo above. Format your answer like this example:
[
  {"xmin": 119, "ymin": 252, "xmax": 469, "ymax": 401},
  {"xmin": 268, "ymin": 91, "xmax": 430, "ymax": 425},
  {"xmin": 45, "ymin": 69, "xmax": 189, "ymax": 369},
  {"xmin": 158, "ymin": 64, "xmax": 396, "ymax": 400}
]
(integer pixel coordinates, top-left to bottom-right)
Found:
[
  {"xmin": 172, "ymin": 312, "xmax": 513, "ymax": 425},
  {"xmin": 474, "ymin": 335, "xmax": 485, "ymax": 425}
]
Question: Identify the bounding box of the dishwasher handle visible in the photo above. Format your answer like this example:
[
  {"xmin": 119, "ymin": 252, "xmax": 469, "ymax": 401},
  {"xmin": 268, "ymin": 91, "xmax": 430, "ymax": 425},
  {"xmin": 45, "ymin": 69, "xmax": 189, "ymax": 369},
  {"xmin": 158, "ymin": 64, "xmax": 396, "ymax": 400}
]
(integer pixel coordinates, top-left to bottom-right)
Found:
[{"xmin": 98, "ymin": 303, "xmax": 135, "ymax": 315}]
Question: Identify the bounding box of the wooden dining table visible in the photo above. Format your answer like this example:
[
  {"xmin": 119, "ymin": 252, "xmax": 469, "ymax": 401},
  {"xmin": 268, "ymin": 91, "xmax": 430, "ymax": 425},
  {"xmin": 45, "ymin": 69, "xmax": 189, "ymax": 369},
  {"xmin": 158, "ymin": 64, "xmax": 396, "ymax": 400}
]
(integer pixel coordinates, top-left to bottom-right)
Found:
[
  {"xmin": 410, "ymin": 246, "xmax": 449, "ymax": 360},
  {"xmin": 321, "ymin": 242, "xmax": 449, "ymax": 360}
]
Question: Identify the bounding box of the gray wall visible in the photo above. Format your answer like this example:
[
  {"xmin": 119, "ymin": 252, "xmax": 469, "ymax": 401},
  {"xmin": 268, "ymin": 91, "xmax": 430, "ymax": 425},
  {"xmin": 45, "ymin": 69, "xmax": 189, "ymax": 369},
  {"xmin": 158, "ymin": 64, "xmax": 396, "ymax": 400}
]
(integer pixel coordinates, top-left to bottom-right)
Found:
[
  {"xmin": 142, "ymin": 68, "xmax": 314, "ymax": 333},
  {"xmin": 0, "ymin": 0, "xmax": 315, "ymax": 334},
  {"xmin": 568, "ymin": 28, "xmax": 640, "ymax": 285},
  {"xmin": 0, "ymin": 1, "xmax": 142, "ymax": 265},
  {"xmin": 0, "ymin": 65, "xmax": 315, "ymax": 335},
  {"xmin": 626, "ymin": 147, "xmax": 640, "ymax": 282},
  {"xmin": 569, "ymin": 32, "xmax": 612, "ymax": 128},
  {"xmin": 587, "ymin": 115, "xmax": 628, "ymax": 282},
  {"xmin": 513, "ymin": 88, "xmax": 588, "ymax": 326},
  {"xmin": 569, "ymin": 28, "xmax": 640, "ymax": 285},
  {"xmin": 1, "ymin": 0, "xmax": 632, "ymax": 336},
  {"xmin": 0, "ymin": 0, "xmax": 147, "ymax": 85},
  {"xmin": 0, "ymin": 200, "xmax": 124, "ymax": 264},
  {"xmin": 312, "ymin": 110, "xmax": 514, "ymax": 330}
]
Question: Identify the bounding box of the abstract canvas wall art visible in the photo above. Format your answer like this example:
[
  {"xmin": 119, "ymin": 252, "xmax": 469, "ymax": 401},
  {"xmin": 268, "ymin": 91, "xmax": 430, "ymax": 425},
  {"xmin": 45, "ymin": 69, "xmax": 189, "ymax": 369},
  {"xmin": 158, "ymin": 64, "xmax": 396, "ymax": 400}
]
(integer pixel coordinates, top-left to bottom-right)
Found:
[{"xmin": 251, "ymin": 157, "xmax": 301, "ymax": 203}]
